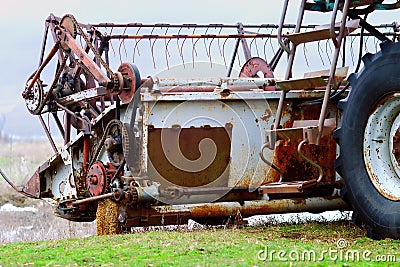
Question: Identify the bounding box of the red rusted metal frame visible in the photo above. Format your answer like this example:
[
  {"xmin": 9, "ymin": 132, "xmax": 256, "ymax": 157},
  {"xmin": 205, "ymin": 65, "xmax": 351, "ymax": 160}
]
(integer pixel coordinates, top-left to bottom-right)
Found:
[
  {"xmin": 91, "ymin": 22, "xmax": 312, "ymax": 29},
  {"xmin": 57, "ymin": 87, "xmax": 108, "ymax": 106},
  {"xmin": 47, "ymin": 14, "xmax": 66, "ymax": 65},
  {"xmin": 108, "ymin": 33, "xmax": 277, "ymax": 40},
  {"xmin": 83, "ymin": 136, "xmax": 91, "ymax": 174},
  {"xmin": 72, "ymin": 29, "xmax": 98, "ymax": 87},
  {"xmin": 23, "ymin": 42, "xmax": 59, "ymax": 95},
  {"xmin": 56, "ymin": 28, "xmax": 111, "ymax": 86}
]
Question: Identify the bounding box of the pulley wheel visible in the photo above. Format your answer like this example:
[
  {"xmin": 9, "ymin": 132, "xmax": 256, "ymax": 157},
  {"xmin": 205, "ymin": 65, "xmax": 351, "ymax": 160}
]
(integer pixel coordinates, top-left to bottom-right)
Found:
[
  {"xmin": 25, "ymin": 76, "xmax": 44, "ymax": 115},
  {"xmin": 87, "ymin": 161, "xmax": 107, "ymax": 196},
  {"xmin": 239, "ymin": 57, "xmax": 274, "ymax": 78},
  {"xmin": 60, "ymin": 15, "xmax": 77, "ymax": 51},
  {"xmin": 239, "ymin": 57, "xmax": 275, "ymax": 91},
  {"xmin": 117, "ymin": 63, "xmax": 141, "ymax": 104}
]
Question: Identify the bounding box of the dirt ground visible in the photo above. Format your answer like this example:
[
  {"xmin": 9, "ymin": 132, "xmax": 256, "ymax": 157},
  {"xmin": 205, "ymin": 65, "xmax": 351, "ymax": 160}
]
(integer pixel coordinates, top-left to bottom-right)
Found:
[{"xmin": 0, "ymin": 188, "xmax": 96, "ymax": 243}]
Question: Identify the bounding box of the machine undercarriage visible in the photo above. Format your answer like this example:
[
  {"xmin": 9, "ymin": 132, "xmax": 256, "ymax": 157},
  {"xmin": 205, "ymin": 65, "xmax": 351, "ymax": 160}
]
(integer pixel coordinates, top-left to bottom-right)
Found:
[{"xmin": 2, "ymin": 0, "xmax": 400, "ymax": 239}]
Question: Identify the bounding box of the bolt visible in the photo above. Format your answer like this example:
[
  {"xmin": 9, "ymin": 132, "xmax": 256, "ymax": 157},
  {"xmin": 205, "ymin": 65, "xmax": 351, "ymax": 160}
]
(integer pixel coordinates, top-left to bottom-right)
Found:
[{"xmin": 90, "ymin": 176, "xmax": 98, "ymax": 185}]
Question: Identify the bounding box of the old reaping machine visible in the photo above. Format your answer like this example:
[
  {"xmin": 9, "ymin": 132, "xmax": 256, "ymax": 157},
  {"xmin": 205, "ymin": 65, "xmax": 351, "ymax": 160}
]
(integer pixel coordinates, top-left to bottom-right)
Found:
[{"xmin": 2, "ymin": 0, "xmax": 400, "ymax": 239}]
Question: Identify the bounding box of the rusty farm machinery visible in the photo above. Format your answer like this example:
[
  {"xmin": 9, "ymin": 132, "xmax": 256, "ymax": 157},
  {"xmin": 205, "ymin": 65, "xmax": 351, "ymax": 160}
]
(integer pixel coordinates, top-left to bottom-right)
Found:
[{"xmin": 1, "ymin": 0, "xmax": 400, "ymax": 239}]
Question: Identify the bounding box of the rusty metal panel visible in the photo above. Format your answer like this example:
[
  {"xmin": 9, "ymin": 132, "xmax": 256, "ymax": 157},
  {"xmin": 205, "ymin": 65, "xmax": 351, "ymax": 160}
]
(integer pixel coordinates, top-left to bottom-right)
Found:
[
  {"xmin": 141, "ymin": 90, "xmax": 340, "ymax": 193},
  {"xmin": 276, "ymin": 77, "xmax": 327, "ymax": 91},
  {"xmin": 147, "ymin": 126, "xmax": 231, "ymax": 187},
  {"xmin": 269, "ymin": 104, "xmax": 337, "ymax": 184},
  {"xmin": 22, "ymin": 171, "xmax": 41, "ymax": 198},
  {"xmin": 143, "ymin": 98, "xmax": 275, "ymax": 190}
]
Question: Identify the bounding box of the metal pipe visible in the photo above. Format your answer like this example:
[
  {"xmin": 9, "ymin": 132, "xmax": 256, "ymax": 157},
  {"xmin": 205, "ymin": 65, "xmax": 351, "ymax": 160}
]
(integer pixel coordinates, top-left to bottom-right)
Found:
[
  {"xmin": 154, "ymin": 77, "xmax": 277, "ymax": 88},
  {"xmin": 285, "ymin": 0, "xmax": 307, "ymax": 80},
  {"xmin": 274, "ymin": 0, "xmax": 306, "ymax": 132},
  {"xmin": 156, "ymin": 197, "xmax": 349, "ymax": 218},
  {"xmin": 277, "ymin": 0, "xmax": 291, "ymax": 53},
  {"xmin": 260, "ymin": 143, "xmax": 284, "ymax": 182},
  {"xmin": 105, "ymin": 32, "xmax": 399, "ymax": 40},
  {"xmin": 38, "ymin": 115, "xmax": 58, "ymax": 153},
  {"xmin": 39, "ymin": 22, "xmax": 50, "ymax": 67},
  {"xmin": 0, "ymin": 168, "xmax": 33, "ymax": 198},
  {"xmin": 0, "ymin": 168, "xmax": 22, "ymax": 194},
  {"xmin": 64, "ymin": 113, "xmax": 71, "ymax": 145},
  {"xmin": 348, "ymin": 14, "xmax": 391, "ymax": 42},
  {"xmin": 92, "ymin": 23, "xmax": 315, "ymax": 29},
  {"xmin": 73, "ymin": 192, "xmax": 115, "ymax": 205},
  {"xmin": 109, "ymin": 33, "xmax": 277, "ymax": 40},
  {"xmin": 23, "ymin": 42, "xmax": 59, "ymax": 94},
  {"xmin": 317, "ymin": 0, "xmax": 351, "ymax": 145},
  {"xmin": 297, "ymin": 139, "xmax": 323, "ymax": 183},
  {"xmin": 83, "ymin": 136, "xmax": 90, "ymax": 174},
  {"xmin": 237, "ymin": 23, "xmax": 252, "ymax": 61},
  {"xmin": 330, "ymin": 0, "xmax": 341, "ymax": 47},
  {"xmin": 269, "ymin": 38, "xmax": 289, "ymax": 71}
]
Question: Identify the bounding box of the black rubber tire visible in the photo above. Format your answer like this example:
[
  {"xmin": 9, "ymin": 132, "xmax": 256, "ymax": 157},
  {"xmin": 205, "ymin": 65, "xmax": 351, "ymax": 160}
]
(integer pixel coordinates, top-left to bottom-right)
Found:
[{"xmin": 335, "ymin": 41, "xmax": 400, "ymax": 239}]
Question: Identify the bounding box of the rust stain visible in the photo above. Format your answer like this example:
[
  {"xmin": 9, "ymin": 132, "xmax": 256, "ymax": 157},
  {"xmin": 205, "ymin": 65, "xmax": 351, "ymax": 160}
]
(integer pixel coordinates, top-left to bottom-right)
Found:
[
  {"xmin": 270, "ymin": 135, "xmax": 336, "ymax": 183},
  {"xmin": 22, "ymin": 170, "xmax": 41, "ymax": 198},
  {"xmin": 271, "ymin": 102, "xmax": 336, "ymax": 183}
]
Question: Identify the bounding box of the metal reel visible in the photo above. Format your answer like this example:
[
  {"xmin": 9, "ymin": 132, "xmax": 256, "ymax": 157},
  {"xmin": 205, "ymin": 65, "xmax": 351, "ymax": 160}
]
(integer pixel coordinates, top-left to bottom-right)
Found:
[
  {"xmin": 25, "ymin": 77, "xmax": 45, "ymax": 115},
  {"xmin": 117, "ymin": 63, "xmax": 141, "ymax": 104}
]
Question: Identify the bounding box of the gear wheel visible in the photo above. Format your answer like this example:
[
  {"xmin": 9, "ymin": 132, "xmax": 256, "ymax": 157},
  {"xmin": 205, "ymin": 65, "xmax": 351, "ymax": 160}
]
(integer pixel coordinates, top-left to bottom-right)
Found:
[
  {"xmin": 87, "ymin": 161, "xmax": 107, "ymax": 196},
  {"xmin": 24, "ymin": 75, "xmax": 45, "ymax": 115},
  {"xmin": 60, "ymin": 15, "xmax": 77, "ymax": 51}
]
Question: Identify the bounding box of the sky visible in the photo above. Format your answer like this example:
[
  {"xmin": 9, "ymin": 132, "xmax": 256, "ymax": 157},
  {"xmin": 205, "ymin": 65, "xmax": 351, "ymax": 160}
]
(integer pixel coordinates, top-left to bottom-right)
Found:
[{"xmin": 0, "ymin": 0, "xmax": 399, "ymax": 137}]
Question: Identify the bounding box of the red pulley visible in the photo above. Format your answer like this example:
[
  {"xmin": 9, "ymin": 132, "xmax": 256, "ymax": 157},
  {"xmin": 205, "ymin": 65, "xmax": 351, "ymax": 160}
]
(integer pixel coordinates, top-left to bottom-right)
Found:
[
  {"xmin": 87, "ymin": 161, "xmax": 107, "ymax": 196},
  {"xmin": 117, "ymin": 63, "xmax": 141, "ymax": 104},
  {"xmin": 239, "ymin": 57, "xmax": 275, "ymax": 91}
]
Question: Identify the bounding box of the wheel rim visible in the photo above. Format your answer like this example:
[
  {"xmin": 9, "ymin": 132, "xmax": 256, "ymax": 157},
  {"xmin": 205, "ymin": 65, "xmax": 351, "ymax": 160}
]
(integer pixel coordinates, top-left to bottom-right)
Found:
[{"xmin": 364, "ymin": 93, "xmax": 400, "ymax": 201}]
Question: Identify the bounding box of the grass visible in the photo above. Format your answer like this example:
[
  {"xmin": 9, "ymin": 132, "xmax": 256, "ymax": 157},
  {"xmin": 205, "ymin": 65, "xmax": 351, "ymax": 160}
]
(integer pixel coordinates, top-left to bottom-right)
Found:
[{"xmin": 1, "ymin": 221, "xmax": 399, "ymax": 266}]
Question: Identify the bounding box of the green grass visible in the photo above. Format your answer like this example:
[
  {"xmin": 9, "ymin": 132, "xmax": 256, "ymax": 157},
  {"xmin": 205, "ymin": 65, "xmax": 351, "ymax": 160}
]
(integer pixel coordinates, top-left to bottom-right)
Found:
[{"xmin": 1, "ymin": 221, "xmax": 399, "ymax": 266}]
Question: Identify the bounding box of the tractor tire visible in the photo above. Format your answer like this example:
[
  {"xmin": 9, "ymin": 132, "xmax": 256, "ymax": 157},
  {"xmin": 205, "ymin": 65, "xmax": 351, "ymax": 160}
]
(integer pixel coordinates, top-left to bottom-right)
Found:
[{"xmin": 335, "ymin": 41, "xmax": 400, "ymax": 239}]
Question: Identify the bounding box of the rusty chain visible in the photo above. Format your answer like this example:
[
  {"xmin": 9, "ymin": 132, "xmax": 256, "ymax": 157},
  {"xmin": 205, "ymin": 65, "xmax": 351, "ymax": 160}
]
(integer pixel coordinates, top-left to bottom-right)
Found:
[
  {"xmin": 65, "ymin": 14, "xmax": 115, "ymax": 77},
  {"xmin": 30, "ymin": 54, "xmax": 68, "ymax": 115}
]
